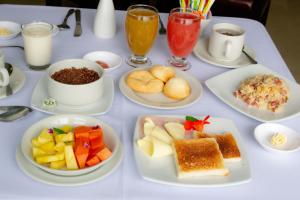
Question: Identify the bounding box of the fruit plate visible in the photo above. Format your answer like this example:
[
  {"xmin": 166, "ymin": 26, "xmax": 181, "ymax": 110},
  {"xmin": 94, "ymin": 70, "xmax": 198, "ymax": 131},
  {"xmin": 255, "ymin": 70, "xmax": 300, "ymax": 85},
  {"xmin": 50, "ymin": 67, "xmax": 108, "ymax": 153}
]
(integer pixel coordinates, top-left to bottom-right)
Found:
[
  {"xmin": 119, "ymin": 68, "xmax": 202, "ymax": 109},
  {"xmin": 133, "ymin": 115, "xmax": 251, "ymax": 187},
  {"xmin": 205, "ymin": 64, "xmax": 300, "ymax": 122},
  {"xmin": 16, "ymin": 144, "xmax": 123, "ymax": 186},
  {"xmin": 21, "ymin": 114, "xmax": 121, "ymax": 176}
]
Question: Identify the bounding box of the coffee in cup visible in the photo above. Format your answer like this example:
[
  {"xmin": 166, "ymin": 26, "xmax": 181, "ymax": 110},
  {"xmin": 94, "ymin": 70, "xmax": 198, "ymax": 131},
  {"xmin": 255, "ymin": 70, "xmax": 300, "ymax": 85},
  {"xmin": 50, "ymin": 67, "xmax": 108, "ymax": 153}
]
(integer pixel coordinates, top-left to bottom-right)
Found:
[
  {"xmin": 0, "ymin": 50, "xmax": 9, "ymax": 87},
  {"xmin": 208, "ymin": 23, "xmax": 245, "ymax": 61}
]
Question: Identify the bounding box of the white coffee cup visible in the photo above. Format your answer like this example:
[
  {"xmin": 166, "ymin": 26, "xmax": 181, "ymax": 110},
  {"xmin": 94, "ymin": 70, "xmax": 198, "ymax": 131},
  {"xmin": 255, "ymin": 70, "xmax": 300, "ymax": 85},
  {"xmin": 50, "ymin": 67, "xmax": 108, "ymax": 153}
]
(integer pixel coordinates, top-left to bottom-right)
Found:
[
  {"xmin": 208, "ymin": 23, "xmax": 245, "ymax": 61},
  {"xmin": 0, "ymin": 51, "xmax": 9, "ymax": 87}
]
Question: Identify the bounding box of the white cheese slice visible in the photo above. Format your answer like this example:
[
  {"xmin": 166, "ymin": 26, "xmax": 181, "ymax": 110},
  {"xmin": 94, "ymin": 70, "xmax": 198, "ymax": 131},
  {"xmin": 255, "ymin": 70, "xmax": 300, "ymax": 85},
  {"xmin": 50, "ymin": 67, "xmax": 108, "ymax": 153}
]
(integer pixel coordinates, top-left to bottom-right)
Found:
[
  {"xmin": 151, "ymin": 137, "xmax": 173, "ymax": 157},
  {"xmin": 151, "ymin": 126, "xmax": 173, "ymax": 144},
  {"xmin": 164, "ymin": 122, "xmax": 185, "ymax": 139},
  {"xmin": 144, "ymin": 118, "xmax": 156, "ymax": 136},
  {"xmin": 137, "ymin": 136, "xmax": 153, "ymax": 156}
]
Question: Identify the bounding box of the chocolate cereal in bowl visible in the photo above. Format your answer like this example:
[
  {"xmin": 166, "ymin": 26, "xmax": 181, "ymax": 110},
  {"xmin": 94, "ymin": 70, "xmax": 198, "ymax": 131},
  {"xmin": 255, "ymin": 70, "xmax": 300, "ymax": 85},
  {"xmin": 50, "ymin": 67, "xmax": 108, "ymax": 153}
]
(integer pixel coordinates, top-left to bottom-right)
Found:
[{"xmin": 47, "ymin": 59, "xmax": 104, "ymax": 106}]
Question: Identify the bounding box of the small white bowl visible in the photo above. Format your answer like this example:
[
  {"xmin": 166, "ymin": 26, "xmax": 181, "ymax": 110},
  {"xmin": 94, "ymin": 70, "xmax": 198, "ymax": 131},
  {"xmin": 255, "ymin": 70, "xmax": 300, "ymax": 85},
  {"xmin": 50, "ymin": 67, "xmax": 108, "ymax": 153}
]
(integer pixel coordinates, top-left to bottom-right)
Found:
[
  {"xmin": 254, "ymin": 123, "xmax": 300, "ymax": 153},
  {"xmin": 83, "ymin": 51, "xmax": 122, "ymax": 72},
  {"xmin": 21, "ymin": 114, "xmax": 120, "ymax": 176},
  {"xmin": 0, "ymin": 21, "xmax": 21, "ymax": 40},
  {"xmin": 47, "ymin": 59, "xmax": 104, "ymax": 106}
]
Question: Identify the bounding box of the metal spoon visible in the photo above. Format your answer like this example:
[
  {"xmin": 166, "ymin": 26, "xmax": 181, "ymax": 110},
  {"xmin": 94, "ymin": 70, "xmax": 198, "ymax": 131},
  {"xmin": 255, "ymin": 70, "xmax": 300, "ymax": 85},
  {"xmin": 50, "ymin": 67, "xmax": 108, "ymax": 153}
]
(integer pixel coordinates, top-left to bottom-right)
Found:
[
  {"xmin": 4, "ymin": 63, "xmax": 13, "ymax": 96},
  {"xmin": 57, "ymin": 9, "xmax": 75, "ymax": 30},
  {"xmin": 0, "ymin": 106, "xmax": 32, "ymax": 122},
  {"xmin": 242, "ymin": 47, "xmax": 258, "ymax": 64},
  {"xmin": 0, "ymin": 45, "xmax": 24, "ymax": 50}
]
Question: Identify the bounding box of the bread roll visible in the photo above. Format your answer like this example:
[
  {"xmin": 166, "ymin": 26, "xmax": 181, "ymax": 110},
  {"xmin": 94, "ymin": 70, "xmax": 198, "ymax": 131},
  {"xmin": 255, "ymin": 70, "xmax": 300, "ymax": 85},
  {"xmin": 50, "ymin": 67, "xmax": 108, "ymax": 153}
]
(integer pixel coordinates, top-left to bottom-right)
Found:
[
  {"xmin": 163, "ymin": 77, "xmax": 190, "ymax": 100},
  {"xmin": 149, "ymin": 65, "xmax": 175, "ymax": 83},
  {"xmin": 126, "ymin": 70, "xmax": 164, "ymax": 93}
]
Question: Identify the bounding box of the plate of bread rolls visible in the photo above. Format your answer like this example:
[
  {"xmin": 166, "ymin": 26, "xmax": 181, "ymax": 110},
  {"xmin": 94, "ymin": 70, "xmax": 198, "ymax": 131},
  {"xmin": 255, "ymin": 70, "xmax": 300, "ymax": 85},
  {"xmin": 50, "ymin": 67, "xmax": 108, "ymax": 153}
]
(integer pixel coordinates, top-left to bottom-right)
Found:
[{"xmin": 119, "ymin": 65, "xmax": 202, "ymax": 109}]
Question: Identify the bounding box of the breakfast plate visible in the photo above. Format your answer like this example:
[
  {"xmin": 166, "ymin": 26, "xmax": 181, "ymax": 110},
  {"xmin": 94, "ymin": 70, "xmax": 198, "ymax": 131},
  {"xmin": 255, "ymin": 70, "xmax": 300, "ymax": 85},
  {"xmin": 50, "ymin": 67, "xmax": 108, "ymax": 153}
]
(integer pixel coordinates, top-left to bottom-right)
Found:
[
  {"xmin": 134, "ymin": 115, "xmax": 251, "ymax": 187},
  {"xmin": 254, "ymin": 123, "xmax": 300, "ymax": 153},
  {"xmin": 119, "ymin": 68, "xmax": 202, "ymax": 109},
  {"xmin": 0, "ymin": 21, "xmax": 21, "ymax": 40},
  {"xmin": 31, "ymin": 75, "xmax": 114, "ymax": 115},
  {"xmin": 83, "ymin": 51, "xmax": 122, "ymax": 72},
  {"xmin": 205, "ymin": 64, "xmax": 300, "ymax": 122},
  {"xmin": 193, "ymin": 38, "xmax": 256, "ymax": 68},
  {"xmin": 16, "ymin": 144, "xmax": 123, "ymax": 186},
  {"xmin": 0, "ymin": 64, "xmax": 26, "ymax": 99}
]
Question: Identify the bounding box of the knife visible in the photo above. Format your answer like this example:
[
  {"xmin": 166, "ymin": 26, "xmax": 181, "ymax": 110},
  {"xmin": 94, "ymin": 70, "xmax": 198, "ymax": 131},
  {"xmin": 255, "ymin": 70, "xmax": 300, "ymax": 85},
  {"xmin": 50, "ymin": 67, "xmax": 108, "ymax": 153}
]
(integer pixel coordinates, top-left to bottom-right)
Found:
[{"xmin": 74, "ymin": 9, "xmax": 82, "ymax": 37}]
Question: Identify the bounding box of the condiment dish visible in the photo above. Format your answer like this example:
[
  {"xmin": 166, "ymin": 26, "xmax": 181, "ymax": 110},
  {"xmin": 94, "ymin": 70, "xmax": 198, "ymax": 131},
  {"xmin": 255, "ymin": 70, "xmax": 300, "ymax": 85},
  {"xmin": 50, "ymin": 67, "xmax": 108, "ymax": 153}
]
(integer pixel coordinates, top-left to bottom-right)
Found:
[
  {"xmin": 83, "ymin": 51, "xmax": 122, "ymax": 72},
  {"xmin": 0, "ymin": 21, "xmax": 21, "ymax": 40},
  {"xmin": 254, "ymin": 123, "xmax": 300, "ymax": 153}
]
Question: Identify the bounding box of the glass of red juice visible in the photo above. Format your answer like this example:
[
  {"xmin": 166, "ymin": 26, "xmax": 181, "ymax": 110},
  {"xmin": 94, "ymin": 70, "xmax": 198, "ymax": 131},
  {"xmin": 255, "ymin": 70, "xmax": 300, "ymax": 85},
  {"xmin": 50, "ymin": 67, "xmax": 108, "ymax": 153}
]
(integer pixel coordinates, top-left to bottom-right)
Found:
[{"xmin": 167, "ymin": 8, "xmax": 201, "ymax": 70}]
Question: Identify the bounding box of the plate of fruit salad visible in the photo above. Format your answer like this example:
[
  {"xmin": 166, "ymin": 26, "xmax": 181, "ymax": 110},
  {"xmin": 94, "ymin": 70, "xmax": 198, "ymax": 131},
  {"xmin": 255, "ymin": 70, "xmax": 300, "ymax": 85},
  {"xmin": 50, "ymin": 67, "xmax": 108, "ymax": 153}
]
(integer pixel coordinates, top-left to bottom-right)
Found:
[{"xmin": 20, "ymin": 115, "xmax": 121, "ymax": 176}]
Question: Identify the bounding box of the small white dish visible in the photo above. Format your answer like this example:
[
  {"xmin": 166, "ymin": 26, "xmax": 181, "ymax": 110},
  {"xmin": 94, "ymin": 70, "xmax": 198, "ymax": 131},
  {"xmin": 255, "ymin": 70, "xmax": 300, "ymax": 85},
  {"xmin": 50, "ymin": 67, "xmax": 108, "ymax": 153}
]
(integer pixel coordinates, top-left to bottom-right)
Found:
[
  {"xmin": 83, "ymin": 51, "xmax": 122, "ymax": 72},
  {"xmin": 21, "ymin": 114, "xmax": 121, "ymax": 176},
  {"xmin": 254, "ymin": 123, "xmax": 300, "ymax": 153},
  {"xmin": 16, "ymin": 144, "xmax": 123, "ymax": 186},
  {"xmin": 119, "ymin": 68, "xmax": 202, "ymax": 110},
  {"xmin": 31, "ymin": 75, "xmax": 114, "ymax": 115},
  {"xmin": 134, "ymin": 115, "xmax": 251, "ymax": 187},
  {"xmin": 205, "ymin": 64, "xmax": 300, "ymax": 122},
  {"xmin": 193, "ymin": 38, "xmax": 255, "ymax": 68},
  {"xmin": 0, "ymin": 64, "xmax": 26, "ymax": 99},
  {"xmin": 0, "ymin": 21, "xmax": 21, "ymax": 40}
]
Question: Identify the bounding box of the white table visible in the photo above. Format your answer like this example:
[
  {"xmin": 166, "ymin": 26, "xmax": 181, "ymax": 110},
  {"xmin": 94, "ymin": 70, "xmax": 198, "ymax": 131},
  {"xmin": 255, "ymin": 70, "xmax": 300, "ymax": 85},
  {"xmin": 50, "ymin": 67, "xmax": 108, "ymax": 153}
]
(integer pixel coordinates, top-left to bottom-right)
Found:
[{"xmin": 0, "ymin": 4, "xmax": 299, "ymax": 200}]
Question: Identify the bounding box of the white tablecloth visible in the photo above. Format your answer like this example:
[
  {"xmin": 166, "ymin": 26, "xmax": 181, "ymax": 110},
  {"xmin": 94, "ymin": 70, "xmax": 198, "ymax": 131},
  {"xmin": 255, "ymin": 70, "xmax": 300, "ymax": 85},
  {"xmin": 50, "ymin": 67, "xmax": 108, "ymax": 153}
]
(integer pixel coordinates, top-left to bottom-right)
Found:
[{"xmin": 0, "ymin": 4, "xmax": 299, "ymax": 200}]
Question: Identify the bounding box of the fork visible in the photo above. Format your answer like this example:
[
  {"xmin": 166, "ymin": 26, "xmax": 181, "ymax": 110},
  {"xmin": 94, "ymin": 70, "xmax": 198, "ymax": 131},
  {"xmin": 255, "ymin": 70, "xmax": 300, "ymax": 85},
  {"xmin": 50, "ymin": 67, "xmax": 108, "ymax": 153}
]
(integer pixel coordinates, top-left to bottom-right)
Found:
[
  {"xmin": 57, "ymin": 9, "xmax": 75, "ymax": 30},
  {"xmin": 159, "ymin": 15, "xmax": 166, "ymax": 34}
]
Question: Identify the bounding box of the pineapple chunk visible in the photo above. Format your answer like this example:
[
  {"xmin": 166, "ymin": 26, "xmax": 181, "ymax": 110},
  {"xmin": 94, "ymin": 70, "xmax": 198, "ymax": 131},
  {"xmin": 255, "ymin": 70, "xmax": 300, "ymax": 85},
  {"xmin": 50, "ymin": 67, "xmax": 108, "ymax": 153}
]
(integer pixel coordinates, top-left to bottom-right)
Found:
[
  {"xmin": 50, "ymin": 160, "xmax": 66, "ymax": 169},
  {"xmin": 37, "ymin": 128, "xmax": 54, "ymax": 144},
  {"xmin": 32, "ymin": 138, "xmax": 41, "ymax": 147},
  {"xmin": 32, "ymin": 147, "xmax": 47, "ymax": 158},
  {"xmin": 55, "ymin": 132, "xmax": 74, "ymax": 143},
  {"xmin": 60, "ymin": 125, "xmax": 73, "ymax": 133},
  {"xmin": 64, "ymin": 145, "xmax": 78, "ymax": 170},
  {"xmin": 39, "ymin": 142, "xmax": 55, "ymax": 154},
  {"xmin": 36, "ymin": 153, "xmax": 64, "ymax": 164},
  {"xmin": 54, "ymin": 142, "xmax": 66, "ymax": 153}
]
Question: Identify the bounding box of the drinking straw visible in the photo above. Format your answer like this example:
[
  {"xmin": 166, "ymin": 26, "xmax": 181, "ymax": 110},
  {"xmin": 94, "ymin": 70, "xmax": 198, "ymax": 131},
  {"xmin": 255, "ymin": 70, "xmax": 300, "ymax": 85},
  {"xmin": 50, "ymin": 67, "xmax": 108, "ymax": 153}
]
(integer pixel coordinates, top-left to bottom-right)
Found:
[
  {"xmin": 203, "ymin": 0, "xmax": 215, "ymax": 15},
  {"xmin": 198, "ymin": 0, "xmax": 205, "ymax": 11},
  {"xmin": 193, "ymin": 0, "xmax": 200, "ymax": 10}
]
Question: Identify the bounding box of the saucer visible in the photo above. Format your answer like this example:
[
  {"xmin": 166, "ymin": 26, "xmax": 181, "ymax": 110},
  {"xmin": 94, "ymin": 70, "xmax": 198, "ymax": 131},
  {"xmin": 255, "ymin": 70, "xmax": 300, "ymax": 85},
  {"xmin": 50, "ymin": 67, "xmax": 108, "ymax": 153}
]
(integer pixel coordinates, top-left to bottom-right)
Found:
[
  {"xmin": 0, "ymin": 64, "xmax": 26, "ymax": 99},
  {"xmin": 0, "ymin": 21, "xmax": 21, "ymax": 40},
  {"xmin": 31, "ymin": 75, "xmax": 114, "ymax": 115},
  {"xmin": 83, "ymin": 51, "xmax": 122, "ymax": 72},
  {"xmin": 16, "ymin": 144, "xmax": 123, "ymax": 186},
  {"xmin": 193, "ymin": 38, "xmax": 256, "ymax": 68},
  {"xmin": 254, "ymin": 123, "xmax": 300, "ymax": 153}
]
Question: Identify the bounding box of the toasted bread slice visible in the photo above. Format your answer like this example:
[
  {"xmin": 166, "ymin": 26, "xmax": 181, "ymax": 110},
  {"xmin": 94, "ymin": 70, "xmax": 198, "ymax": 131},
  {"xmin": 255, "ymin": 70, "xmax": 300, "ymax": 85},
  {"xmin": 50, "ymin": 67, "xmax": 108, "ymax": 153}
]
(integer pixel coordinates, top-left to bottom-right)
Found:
[
  {"xmin": 172, "ymin": 138, "xmax": 229, "ymax": 178},
  {"xmin": 196, "ymin": 132, "xmax": 241, "ymax": 162}
]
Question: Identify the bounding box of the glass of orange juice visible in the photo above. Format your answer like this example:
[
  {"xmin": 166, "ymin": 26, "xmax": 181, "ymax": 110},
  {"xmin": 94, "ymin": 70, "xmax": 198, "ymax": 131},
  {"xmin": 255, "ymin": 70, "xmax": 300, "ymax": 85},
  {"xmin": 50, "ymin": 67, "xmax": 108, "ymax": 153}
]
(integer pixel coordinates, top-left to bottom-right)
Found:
[{"xmin": 125, "ymin": 4, "xmax": 159, "ymax": 67}]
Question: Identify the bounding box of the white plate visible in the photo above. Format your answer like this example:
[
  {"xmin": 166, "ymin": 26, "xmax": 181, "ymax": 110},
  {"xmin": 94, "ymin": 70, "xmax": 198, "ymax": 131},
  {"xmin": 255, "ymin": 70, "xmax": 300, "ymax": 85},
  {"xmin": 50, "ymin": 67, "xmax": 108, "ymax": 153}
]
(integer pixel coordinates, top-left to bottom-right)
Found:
[
  {"xmin": 0, "ymin": 21, "xmax": 21, "ymax": 40},
  {"xmin": 193, "ymin": 38, "xmax": 256, "ymax": 68},
  {"xmin": 21, "ymin": 114, "xmax": 121, "ymax": 176},
  {"xmin": 16, "ymin": 144, "xmax": 123, "ymax": 186},
  {"xmin": 205, "ymin": 64, "xmax": 300, "ymax": 122},
  {"xmin": 83, "ymin": 51, "xmax": 122, "ymax": 72},
  {"xmin": 0, "ymin": 64, "xmax": 26, "ymax": 99},
  {"xmin": 31, "ymin": 75, "xmax": 114, "ymax": 115},
  {"xmin": 119, "ymin": 68, "xmax": 202, "ymax": 109},
  {"xmin": 133, "ymin": 115, "xmax": 251, "ymax": 187},
  {"xmin": 254, "ymin": 123, "xmax": 300, "ymax": 153}
]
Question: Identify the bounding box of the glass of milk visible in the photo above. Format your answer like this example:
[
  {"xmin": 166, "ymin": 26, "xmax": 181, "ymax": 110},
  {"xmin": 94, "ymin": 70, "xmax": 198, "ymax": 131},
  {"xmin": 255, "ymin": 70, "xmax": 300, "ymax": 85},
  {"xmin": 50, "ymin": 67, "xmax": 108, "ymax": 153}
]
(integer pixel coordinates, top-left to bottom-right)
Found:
[{"xmin": 22, "ymin": 22, "xmax": 53, "ymax": 70}]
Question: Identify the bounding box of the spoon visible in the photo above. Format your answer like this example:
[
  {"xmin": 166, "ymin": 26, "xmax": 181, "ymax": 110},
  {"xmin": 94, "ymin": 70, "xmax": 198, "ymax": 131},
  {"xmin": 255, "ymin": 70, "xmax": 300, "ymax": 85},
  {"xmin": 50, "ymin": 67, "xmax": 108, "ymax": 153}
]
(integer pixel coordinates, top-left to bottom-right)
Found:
[
  {"xmin": 0, "ymin": 106, "xmax": 32, "ymax": 122},
  {"xmin": 4, "ymin": 63, "xmax": 13, "ymax": 96},
  {"xmin": 242, "ymin": 47, "xmax": 258, "ymax": 64}
]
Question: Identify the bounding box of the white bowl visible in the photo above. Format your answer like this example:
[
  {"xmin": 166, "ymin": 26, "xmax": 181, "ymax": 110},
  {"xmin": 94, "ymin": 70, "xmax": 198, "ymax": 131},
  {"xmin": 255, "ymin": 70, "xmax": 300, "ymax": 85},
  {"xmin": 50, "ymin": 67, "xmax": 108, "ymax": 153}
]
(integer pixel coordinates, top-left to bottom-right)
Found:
[
  {"xmin": 47, "ymin": 59, "xmax": 104, "ymax": 106},
  {"xmin": 254, "ymin": 123, "xmax": 300, "ymax": 153},
  {"xmin": 0, "ymin": 21, "xmax": 21, "ymax": 40},
  {"xmin": 83, "ymin": 51, "xmax": 122, "ymax": 72},
  {"xmin": 21, "ymin": 114, "xmax": 120, "ymax": 176}
]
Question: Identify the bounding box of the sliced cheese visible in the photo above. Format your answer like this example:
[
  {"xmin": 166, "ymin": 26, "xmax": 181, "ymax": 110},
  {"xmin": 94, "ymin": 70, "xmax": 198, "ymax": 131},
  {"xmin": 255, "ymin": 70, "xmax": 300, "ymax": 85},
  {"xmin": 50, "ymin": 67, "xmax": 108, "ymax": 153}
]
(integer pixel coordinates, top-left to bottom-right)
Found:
[
  {"xmin": 144, "ymin": 118, "xmax": 156, "ymax": 136},
  {"xmin": 137, "ymin": 136, "xmax": 153, "ymax": 156},
  {"xmin": 151, "ymin": 126, "xmax": 173, "ymax": 144},
  {"xmin": 151, "ymin": 137, "xmax": 173, "ymax": 157},
  {"xmin": 164, "ymin": 122, "xmax": 185, "ymax": 139}
]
